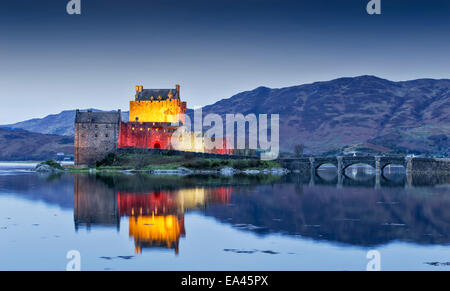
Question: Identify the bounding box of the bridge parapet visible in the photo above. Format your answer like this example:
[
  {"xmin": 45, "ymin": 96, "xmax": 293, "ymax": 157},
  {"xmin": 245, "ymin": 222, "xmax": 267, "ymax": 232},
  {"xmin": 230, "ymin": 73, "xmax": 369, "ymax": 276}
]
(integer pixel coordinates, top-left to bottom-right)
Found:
[
  {"xmin": 278, "ymin": 158, "xmax": 310, "ymax": 171},
  {"xmin": 409, "ymin": 158, "xmax": 450, "ymax": 173},
  {"xmin": 378, "ymin": 156, "xmax": 408, "ymax": 171}
]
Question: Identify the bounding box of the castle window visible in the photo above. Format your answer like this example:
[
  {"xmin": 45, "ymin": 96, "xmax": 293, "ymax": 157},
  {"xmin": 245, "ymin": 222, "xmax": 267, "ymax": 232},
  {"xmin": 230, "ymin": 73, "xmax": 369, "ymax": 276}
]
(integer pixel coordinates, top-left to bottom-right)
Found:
[
  {"xmin": 105, "ymin": 134, "xmax": 109, "ymax": 138},
  {"xmin": 95, "ymin": 134, "xmax": 98, "ymax": 138}
]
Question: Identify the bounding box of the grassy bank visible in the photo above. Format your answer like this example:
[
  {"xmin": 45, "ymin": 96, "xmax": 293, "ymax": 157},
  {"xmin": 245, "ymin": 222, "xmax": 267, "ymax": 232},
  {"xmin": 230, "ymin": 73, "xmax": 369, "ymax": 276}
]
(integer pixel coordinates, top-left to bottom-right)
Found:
[{"xmin": 73, "ymin": 152, "xmax": 282, "ymax": 171}]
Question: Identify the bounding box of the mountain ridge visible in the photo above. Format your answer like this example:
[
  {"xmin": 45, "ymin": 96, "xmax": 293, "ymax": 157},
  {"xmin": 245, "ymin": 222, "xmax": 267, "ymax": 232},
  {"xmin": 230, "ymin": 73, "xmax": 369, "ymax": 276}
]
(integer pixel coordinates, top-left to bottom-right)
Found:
[
  {"xmin": 0, "ymin": 127, "xmax": 74, "ymax": 161},
  {"xmin": 2, "ymin": 76, "xmax": 449, "ymax": 155},
  {"xmin": 193, "ymin": 75, "xmax": 450, "ymax": 154},
  {"xmin": 1, "ymin": 109, "xmax": 129, "ymax": 136}
]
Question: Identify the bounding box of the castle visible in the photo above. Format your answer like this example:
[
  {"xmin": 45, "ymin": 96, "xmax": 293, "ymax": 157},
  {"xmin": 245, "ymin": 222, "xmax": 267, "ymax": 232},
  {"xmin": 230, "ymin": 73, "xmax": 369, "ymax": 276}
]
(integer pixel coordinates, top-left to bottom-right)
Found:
[{"xmin": 75, "ymin": 85, "xmax": 231, "ymax": 166}]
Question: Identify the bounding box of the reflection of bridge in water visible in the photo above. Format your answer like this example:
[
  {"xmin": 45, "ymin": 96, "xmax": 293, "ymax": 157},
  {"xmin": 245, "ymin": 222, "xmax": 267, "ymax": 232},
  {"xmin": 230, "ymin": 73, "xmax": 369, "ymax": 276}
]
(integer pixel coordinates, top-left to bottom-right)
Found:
[{"xmin": 279, "ymin": 156, "xmax": 450, "ymax": 188}]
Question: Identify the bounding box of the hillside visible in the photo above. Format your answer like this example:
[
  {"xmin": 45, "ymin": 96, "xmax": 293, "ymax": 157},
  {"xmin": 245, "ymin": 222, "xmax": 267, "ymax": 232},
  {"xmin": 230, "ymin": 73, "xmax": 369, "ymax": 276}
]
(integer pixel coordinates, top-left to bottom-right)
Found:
[
  {"xmin": 2, "ymin": 109, "xmax": 129, "ymax": 136},
  {"xmin": 2, "ymin": 76, "xmax": 449, "ymax": 155},
  {"xmin": 189, "ymin": 75, "xmax": 450, "ymax": 154},
  {"xmin": 0, "ymin": 128, "xmax": 74, "ymax": 161}
]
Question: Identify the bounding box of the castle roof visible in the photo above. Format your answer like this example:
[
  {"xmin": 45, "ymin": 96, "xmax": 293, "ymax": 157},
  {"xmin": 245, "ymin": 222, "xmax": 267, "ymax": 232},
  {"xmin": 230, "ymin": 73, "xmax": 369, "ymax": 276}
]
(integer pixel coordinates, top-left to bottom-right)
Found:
[
  {"xmin": 75, "ymin": 110, "xmax": 121, "ymax": 124},
  {"xmin": 136, "ymin": 89, "xmax": 179, "ymax": 101}
]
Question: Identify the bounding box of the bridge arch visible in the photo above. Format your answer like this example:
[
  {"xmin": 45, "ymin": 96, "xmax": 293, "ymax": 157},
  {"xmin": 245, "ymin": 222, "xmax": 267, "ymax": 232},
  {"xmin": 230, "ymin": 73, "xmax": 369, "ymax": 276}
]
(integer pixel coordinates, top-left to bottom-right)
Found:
[
  {"xmin": 315, "ymin": 162, "xmax": 338, "ymax": 170},
  {"xmin": 341, "ymin": 163, "xmax": 376, "ymax": 180},
  {"xmin": 342, "ymin": 163, "xmax": 376, "ymax": 171},
  {"xmin": 341, "ymin": 156, "xmax": 376, "ymax": 171},
  {"xmin": 380, "ymin": 163, "xmax": 406, "ymax": 180},
  {"xmin": 378, "ymin": 157, "xmax": 407, "ymax": 172},
  {"xmin": 313, "ymin": 157, "xmax": 339, "ymax": 171},
  {"xmin": 380, "ymin": 163, "xmax": 406, "ymax": 172}
]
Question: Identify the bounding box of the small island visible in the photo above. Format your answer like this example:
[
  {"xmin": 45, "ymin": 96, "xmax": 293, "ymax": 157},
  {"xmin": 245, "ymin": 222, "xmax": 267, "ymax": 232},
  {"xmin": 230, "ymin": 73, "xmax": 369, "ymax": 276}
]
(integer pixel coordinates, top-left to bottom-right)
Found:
[{"xmin": 63, "ymin": 151, "xmax": 286, "ymax": 175}]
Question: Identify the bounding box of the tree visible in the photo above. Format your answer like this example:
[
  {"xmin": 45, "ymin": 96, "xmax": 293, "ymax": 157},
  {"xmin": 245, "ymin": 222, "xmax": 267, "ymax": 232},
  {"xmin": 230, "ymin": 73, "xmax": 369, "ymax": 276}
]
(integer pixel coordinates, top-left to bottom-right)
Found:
[{"xmin": 294, "ymin": 144, "xmax": 304, "ymax": 158}]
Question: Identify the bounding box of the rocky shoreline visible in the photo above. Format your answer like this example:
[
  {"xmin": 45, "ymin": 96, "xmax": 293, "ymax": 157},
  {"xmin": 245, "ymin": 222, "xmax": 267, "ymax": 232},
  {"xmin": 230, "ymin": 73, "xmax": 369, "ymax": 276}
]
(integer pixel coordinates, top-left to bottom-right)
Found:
[{"xmin": 35, "ymin": 162, "xmax": 64, "ymax": 173}]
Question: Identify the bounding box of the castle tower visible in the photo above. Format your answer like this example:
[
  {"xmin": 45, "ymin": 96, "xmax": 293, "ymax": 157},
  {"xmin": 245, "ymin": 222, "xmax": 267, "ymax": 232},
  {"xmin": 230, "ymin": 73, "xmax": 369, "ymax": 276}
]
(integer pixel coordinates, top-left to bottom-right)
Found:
[
  {"xmin": 118, "ymin": 85, "xmax": 188, "ymax": 150},
  {"xmin": 129, "ymin": 85, "xmax": 186, "ymax": 124},
  {"xmin": 74, "ymin": 110, "xmax": 121, "ymax": 166}
]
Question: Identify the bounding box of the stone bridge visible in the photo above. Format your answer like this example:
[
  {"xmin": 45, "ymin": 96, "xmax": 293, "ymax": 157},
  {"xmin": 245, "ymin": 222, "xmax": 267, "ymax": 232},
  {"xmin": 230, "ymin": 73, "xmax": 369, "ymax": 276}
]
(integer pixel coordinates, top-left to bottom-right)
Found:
[{"xmin": 279, "ymin": 156, "xmax": 450, "ymax": 174}]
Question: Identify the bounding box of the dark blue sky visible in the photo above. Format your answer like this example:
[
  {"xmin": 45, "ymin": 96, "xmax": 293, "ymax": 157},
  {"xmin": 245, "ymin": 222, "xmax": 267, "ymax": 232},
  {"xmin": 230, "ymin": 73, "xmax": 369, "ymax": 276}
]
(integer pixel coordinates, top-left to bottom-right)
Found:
[{"xmin": 1, "ymin": 0, "xmax": 449, "ymax": 123}]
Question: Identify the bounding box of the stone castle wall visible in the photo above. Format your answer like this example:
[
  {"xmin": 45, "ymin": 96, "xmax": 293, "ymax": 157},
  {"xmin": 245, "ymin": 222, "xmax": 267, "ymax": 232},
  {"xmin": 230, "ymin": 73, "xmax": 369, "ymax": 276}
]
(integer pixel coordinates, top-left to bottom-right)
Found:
[{"xmin": 74, "ymin": 111, "xmax": 121, "ymax": 166}]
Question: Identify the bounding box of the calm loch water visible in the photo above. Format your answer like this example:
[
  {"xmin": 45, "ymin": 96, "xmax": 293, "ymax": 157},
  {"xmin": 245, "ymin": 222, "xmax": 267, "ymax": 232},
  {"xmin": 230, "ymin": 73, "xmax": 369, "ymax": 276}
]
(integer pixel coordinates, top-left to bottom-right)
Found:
[{"xmin": 0, "ymin": 163, "xmax": 449, "ymax": 270}]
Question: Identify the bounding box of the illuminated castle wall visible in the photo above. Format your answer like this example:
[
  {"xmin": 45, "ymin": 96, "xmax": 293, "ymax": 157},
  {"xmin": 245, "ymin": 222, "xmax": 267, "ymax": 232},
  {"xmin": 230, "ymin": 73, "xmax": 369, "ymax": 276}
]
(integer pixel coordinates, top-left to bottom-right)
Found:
[
  {"xmin": 118, "ymin": 85, "xmax": 185, "ymax": 150},
  {"xmin": 118, "ymin": 122, "xmax": 177, "ymax": 150},
  {"xmin": 118, "ymin": 85, "xmax": 231, "ymax": 154},
  {"xmin": 129, "ymin": 85, "xmax": 186, "ymax": 124}
]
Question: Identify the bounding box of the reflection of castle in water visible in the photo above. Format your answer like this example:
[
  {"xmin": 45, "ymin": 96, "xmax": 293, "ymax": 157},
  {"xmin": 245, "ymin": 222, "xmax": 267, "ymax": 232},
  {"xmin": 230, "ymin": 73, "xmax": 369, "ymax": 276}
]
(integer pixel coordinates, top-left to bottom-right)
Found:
[
  {"xmin": 74, "ymin": 175, "xmax": 231, "ymax": 254},
  {"xmin": 74, "ymin": 175, "xmax": 120, "ymax": 230},
  {"xmin": 118, "ymin": 188, "xmax": 230, "ymax": 253},
  {"xmin": 128, "ymin": 215, "xmax": 185, "ymax": 254}
]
